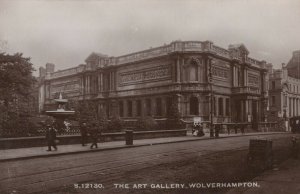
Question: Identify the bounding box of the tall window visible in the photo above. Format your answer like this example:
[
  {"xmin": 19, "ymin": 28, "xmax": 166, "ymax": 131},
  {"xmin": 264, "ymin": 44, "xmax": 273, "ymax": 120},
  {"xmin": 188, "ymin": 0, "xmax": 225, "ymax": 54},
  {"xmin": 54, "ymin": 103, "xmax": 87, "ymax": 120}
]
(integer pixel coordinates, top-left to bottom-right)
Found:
[
  {"xmin": 136, "ymin": 100, "xmax": 141, "ymax": 117},
  {"xmin": 214, "ymin": 97, "xmax": 217, "ymax": 116},
  {"xmin": 225, "ymin": 98, "xmax": 230, "ymax": 116},
  {"xmin": 146, "ymin": 99, "xmax": 151, "ymax": 116},
  {"xmin": 106, "ymin": 103, "xmax": 109, "ymax": 118},
  {"xmin": 272, "ymin": 96, "xmax": 276, "ymax": 106},
  {"xmin": 119, "ymin": 101, "xmax": 124, "ymax": 117},
  {"xmin": 190, "ymin": 97, "xmax": 199, "ymax": 115},
  {"xmin": 166, "ymin": 97, "xmax": 172, "ymax": 115},
  {"xmin": 218, "ymin": 98, "xmax": 223, "ymax": 116},
  {"xmin": 156, "ymin": 98, "xmax": 162, "ymax": 116},
  {"xmin": 189, "ymin": 62, "xmax": 198, "ymax": 81},
  {"xmin": 127, "ymin": 100, "xmax": 132, "ymax": 117},
  {"xmin": 272, "ymin": 81, "xmax": 275, "ymax": 90}
]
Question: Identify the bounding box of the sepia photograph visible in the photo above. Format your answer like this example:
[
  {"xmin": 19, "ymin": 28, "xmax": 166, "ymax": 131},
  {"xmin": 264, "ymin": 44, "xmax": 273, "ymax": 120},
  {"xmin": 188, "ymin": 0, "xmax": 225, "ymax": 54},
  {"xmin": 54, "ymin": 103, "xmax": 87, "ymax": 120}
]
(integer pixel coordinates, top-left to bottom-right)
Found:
[{"xmin": 0, "ymin": 0, "xmax": 300, "ymax": 193}]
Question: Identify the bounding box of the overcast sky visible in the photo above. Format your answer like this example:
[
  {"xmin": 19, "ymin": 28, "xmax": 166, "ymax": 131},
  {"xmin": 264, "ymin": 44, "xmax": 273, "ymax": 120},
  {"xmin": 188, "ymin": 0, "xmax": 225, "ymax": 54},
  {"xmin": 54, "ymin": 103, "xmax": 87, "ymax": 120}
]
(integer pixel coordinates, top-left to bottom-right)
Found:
[{"xmin": 0, "ymin": 0, "xmax": 299, "ymax": 75}]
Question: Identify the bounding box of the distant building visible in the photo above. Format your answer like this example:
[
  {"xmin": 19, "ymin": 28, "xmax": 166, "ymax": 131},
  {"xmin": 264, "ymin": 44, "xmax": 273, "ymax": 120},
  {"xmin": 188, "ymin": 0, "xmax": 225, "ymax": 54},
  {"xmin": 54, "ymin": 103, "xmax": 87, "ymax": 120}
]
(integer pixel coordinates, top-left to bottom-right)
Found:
[
  {"xmin": 38, "ymin": 40, "xmax": 268, "ymax": 129},
  {"xmin": 268, "ymin": 51, "xmax": 300, "ymax": 121},
  {"xmin": 287, "ymin": 50, "xmax": 300, "ymax": 78}
]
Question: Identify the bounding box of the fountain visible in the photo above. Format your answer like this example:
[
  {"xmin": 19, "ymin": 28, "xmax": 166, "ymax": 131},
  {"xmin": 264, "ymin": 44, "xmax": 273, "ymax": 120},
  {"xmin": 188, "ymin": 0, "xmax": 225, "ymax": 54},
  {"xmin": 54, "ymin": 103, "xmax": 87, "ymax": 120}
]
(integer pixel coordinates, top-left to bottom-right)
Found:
[
  {"xmin": 45, "ymin": 93, "xmax": 75, "ymax": 133},
  {"xmin": 45, "ymin": 93, "xmax": 75, "ymax": 117}
]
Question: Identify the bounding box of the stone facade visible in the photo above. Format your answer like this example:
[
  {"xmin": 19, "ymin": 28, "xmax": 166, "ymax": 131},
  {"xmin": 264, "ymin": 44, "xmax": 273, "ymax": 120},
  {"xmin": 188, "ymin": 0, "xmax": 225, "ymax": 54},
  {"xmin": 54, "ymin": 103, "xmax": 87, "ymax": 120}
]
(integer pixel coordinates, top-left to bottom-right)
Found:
[
  {"xmin": 268, "ymin": 51, "xmax": 300, "ymax": 120},
  {"xmin": 39, "ymin": 40, "xmax": 268, "ymax": 128}
]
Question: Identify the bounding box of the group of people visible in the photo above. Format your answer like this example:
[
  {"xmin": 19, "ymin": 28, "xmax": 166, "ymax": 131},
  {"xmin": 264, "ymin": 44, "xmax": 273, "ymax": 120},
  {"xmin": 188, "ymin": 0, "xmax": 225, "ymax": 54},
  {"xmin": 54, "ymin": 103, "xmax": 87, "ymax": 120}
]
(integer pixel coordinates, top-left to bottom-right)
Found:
[
  {"xmin": 80, "ymin": 122, "xmax": 100, "ymax": 149},
  {"xmin": 45, "ymin": 121, "xmax": 101, "ymax": 151}
]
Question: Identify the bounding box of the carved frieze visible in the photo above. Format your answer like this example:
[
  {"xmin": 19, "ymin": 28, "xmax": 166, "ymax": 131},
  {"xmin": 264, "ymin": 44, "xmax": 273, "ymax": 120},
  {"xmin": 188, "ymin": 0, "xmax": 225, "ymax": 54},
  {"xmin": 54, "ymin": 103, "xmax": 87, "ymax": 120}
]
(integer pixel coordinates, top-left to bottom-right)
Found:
[
  {"xmin": 51, "ymin": 83, "xmax": 80, "ymax": 94},
  {"xmin": 212, "ymin": 67, "xmax": 229, "ymax": 79},
  {"xmin": 119, "ymin": 65, "xmax": 172, "ymax": 86},
  {"xmin": 248, "ymin": 73, "xmax": 259, "ymax": 86}
]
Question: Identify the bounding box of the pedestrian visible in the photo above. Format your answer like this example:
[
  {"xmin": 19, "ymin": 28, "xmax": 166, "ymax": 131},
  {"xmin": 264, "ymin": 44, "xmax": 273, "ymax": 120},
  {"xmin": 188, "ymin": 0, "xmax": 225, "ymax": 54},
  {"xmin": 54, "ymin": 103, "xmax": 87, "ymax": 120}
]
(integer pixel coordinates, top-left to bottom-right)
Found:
[
  {"xmin": 80, "ymin": 122, "xmax": 88, "ymax": 146},
  {"xmin": 241, "ymin": 124, "xmax": 245, "ymax": 134},
  {"xmin": 89, "ymin": 123, "xmax": 99, "ymax": 149},
  {"xmin": 234, "ymin": 123, "xmax": 238, "ymax": 134},
  {"xmin": 45, "ymin": 124, "xmax": 58, "ymax": 151},
  {"xmin": 215, "ymin": 124, "xmax": 221, "ymax": 138}
]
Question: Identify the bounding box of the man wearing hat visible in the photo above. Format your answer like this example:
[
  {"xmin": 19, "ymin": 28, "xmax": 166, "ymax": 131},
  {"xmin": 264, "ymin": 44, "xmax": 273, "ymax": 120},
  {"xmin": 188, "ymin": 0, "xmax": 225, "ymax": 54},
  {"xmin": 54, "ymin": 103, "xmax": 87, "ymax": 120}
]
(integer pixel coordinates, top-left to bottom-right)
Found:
[
  {"xmin": 89, "ymin": 122, "xmax": 99, "ymax": 149},
  {"xmin": 45, "ymin": 123, "xmax": 58, "ymax": 151},
  {"xmin": 80, "ymin": 122, "xmax": 88, "ymax": 146}
]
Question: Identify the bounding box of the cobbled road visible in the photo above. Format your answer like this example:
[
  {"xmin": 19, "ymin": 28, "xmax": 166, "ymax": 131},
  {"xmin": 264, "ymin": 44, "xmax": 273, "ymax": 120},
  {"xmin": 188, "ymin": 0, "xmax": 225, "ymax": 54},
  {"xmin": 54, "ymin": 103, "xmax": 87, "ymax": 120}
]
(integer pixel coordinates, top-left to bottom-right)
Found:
[{"xmin": 0, "ymin": 133, "xmax": 297, "ymax": 194}]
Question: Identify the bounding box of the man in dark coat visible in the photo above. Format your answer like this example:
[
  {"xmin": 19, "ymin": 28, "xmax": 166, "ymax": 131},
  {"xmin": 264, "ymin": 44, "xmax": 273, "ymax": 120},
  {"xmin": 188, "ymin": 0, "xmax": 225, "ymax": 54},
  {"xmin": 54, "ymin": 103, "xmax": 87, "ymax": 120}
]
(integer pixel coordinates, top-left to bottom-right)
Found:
[
  {"xmin": 89, "ymin": 123, "xmax": 99, "ymax": 149},
  {"xmin": 45, "ymin": 124, "xmax": 57, "ymax": 151},
  {"xmin": 80, "ymin": 122, "xmax": 88, "ymax": 146}
]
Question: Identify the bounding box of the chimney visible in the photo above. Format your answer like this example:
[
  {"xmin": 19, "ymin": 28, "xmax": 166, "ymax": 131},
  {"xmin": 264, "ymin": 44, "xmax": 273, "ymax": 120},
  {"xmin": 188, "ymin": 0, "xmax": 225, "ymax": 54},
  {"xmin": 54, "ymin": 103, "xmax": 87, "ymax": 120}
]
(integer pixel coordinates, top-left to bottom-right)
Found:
[
  {"xmin": 46, "ymin": 63, "xmax": 55, "ymax": 73},
  {"xmin": 39, "ymin": 67, "xmax": 46, "ymax": 78}
]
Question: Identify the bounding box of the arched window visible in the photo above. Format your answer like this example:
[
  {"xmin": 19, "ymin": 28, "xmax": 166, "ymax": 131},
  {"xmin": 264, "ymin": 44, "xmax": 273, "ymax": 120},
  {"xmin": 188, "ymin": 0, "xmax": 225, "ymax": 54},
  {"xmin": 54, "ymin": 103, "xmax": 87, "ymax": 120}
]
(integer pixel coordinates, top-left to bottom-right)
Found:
[
  {"xmin": 184, "ymin": 60, "xmax": 199, "ymax": 82},
  {"xmin": 190, "ymin": 97, "xmax": 199, "ymax": 115}
]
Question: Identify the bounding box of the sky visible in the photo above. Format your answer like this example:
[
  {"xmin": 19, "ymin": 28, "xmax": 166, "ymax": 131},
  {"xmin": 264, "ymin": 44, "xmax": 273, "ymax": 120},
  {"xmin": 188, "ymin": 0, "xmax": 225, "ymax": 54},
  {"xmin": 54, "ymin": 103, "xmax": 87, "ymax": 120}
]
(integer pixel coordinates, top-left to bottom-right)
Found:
[{"xmin": 0, "ymin": 0, "xmax": 300, "ymax": 75}]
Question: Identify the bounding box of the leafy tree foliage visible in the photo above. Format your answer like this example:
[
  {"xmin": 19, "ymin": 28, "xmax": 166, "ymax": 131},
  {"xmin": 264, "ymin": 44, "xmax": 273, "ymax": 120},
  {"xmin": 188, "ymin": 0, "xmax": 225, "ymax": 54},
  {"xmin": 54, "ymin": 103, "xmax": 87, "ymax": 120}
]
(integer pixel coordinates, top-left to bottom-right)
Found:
[
  {"xmin": 0, "ymin": 53, "xmax": 37, "ymax": 137},
  {"xmin": 0, "ymin": 53, "xmax": 35, "ymax": 105},
  {"xmin": 107, "ymin": 116, "xmax": 124, "ymax": 132},
  {"xmin": 166, "ymin": 95, "xmax": 183, "ymax": 129},
  {"xmin": 75, "ymin": 101, "xmax": 108, "ymax": 133},
  {"xmin": 136, "ymin": 116, "xmax": 158, "ymax": 131}
]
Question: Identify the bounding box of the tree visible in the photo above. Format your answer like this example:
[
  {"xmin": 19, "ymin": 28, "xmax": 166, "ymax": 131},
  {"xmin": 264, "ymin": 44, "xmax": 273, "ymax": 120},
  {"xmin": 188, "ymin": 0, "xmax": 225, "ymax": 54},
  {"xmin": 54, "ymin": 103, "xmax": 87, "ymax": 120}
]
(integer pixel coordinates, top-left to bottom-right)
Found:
[
  {"xmin": 166, "ymin": 96, "xmax": 182, "ymax": 129},
  {"xmin": 0, "ymin": 53, "xmax": 37, "ymax": 137},
  {"xmin": 136, "ymin": 116, "xmax": 158, "ymax": 131},
  {"xmin": 0, "ymin": 53, "xmax": 36, "ymax": 106},
  {"xmin": 75, "ymin": 101, "xmax": 97, "ymax": 124},
  {"xmin": 98, "ymin": 108, "xmax": 108, "ymax": 132}
]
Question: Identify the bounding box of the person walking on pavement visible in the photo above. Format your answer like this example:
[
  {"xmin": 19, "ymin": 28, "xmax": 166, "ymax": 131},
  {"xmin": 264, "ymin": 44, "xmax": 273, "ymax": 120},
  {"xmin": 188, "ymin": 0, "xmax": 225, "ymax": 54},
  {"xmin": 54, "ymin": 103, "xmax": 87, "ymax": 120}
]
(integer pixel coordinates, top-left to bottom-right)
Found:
[
  {"xmin": 89, "ymin": 122, "xmax": 99, "ymax": 149},
  {"xmin": 45, "ymin": 124, "xmax": 58, "ymax": 151},
  {"xmin": 80, "ymin": 122, "xmax": 88, "ymax": 146}
]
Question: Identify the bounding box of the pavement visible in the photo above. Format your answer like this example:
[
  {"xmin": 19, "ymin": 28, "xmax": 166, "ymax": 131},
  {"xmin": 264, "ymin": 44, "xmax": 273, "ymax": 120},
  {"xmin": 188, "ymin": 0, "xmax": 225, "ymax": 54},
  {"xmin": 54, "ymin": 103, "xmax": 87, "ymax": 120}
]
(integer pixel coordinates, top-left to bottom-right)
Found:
[
  {"xmin": 0, "ymin": 131, "xmax": 287, "ymax": 162},
  {"xmin": 227, "ymin": 158, "xmax": 300, "ymax": 194}
]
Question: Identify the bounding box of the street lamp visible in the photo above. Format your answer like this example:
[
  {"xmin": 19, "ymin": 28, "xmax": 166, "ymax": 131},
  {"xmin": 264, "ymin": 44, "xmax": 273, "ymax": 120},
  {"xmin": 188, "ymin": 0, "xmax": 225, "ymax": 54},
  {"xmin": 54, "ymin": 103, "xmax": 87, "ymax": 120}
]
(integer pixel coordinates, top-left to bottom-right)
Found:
[{"xmin": 208, "ymin": 58, "xmax": 214, "ymax": 138}]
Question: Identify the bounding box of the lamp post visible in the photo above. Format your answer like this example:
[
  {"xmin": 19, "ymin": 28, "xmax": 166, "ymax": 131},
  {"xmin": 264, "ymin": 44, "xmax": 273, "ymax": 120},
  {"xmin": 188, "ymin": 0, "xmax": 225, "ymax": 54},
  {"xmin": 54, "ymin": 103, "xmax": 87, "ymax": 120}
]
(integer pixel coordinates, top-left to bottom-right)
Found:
[{"xmin": 208, "ymin": 58, "xmax": 214, "ymax": 138}]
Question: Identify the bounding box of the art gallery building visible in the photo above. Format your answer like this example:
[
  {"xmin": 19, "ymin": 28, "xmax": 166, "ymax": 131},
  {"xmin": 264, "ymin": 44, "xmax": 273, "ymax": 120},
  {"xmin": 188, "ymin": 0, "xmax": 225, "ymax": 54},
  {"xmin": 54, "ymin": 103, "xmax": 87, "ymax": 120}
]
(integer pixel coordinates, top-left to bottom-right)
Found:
[{"xmin": 38, "ymin": 40, "xmax": 268, "ymax": 129}]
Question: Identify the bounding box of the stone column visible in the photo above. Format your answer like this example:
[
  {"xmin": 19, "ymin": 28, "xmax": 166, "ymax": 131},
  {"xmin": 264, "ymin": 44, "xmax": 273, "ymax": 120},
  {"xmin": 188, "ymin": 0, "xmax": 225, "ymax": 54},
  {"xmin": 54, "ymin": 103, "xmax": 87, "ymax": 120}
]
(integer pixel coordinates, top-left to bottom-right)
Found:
[
  {"xmin": 176, "ymin": 57, "xmax": 180, "ymax": 82},
  {"xmin": 88, "ymin": 75, "xmax": 90, "ymax": 94},
  {"xmin": 240, "ymin": 100, "xmax": 244, "ymax": 122},
  {"xmin": 181, "ymin": 58, "xmax": 184, "ymax": 82},
  {"xmin": 222, "ymin": 97, "xmax": 226, "ymax": 118},
  {"xmin": 215, "ymin": 97, "xmax": 219, "ymax": 118},
  {"xmin": 296, "ymin": 98, "xmax": 298, "ymax": 116},
  {"xmin": 288, "ymin": 97, "xmax": 291, "ymax": 117},
  {"xmin": 292, "ymin": 98, "xmax": 295, "ymax": 117},
  {"xmin": 298, "ymin": 98, "xmax": 300, "ymax": 116},
  {"xmin": 112, "ymin": 72, "xmax": 115, "ymax": 91},
  {"xmin": 100, "ymin": 73, "xmax": 103, "ymax": 92},
  {"xmin": 80, "ymin": 77, "xmax": 83, "ymax": 94},
  {"xmin": 85, "ymin": 76, "xmax": 88, "ymax": 94},
  {"xmin": 98, "ymin": 73, "xmax": 101, "ymax": 92}
]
